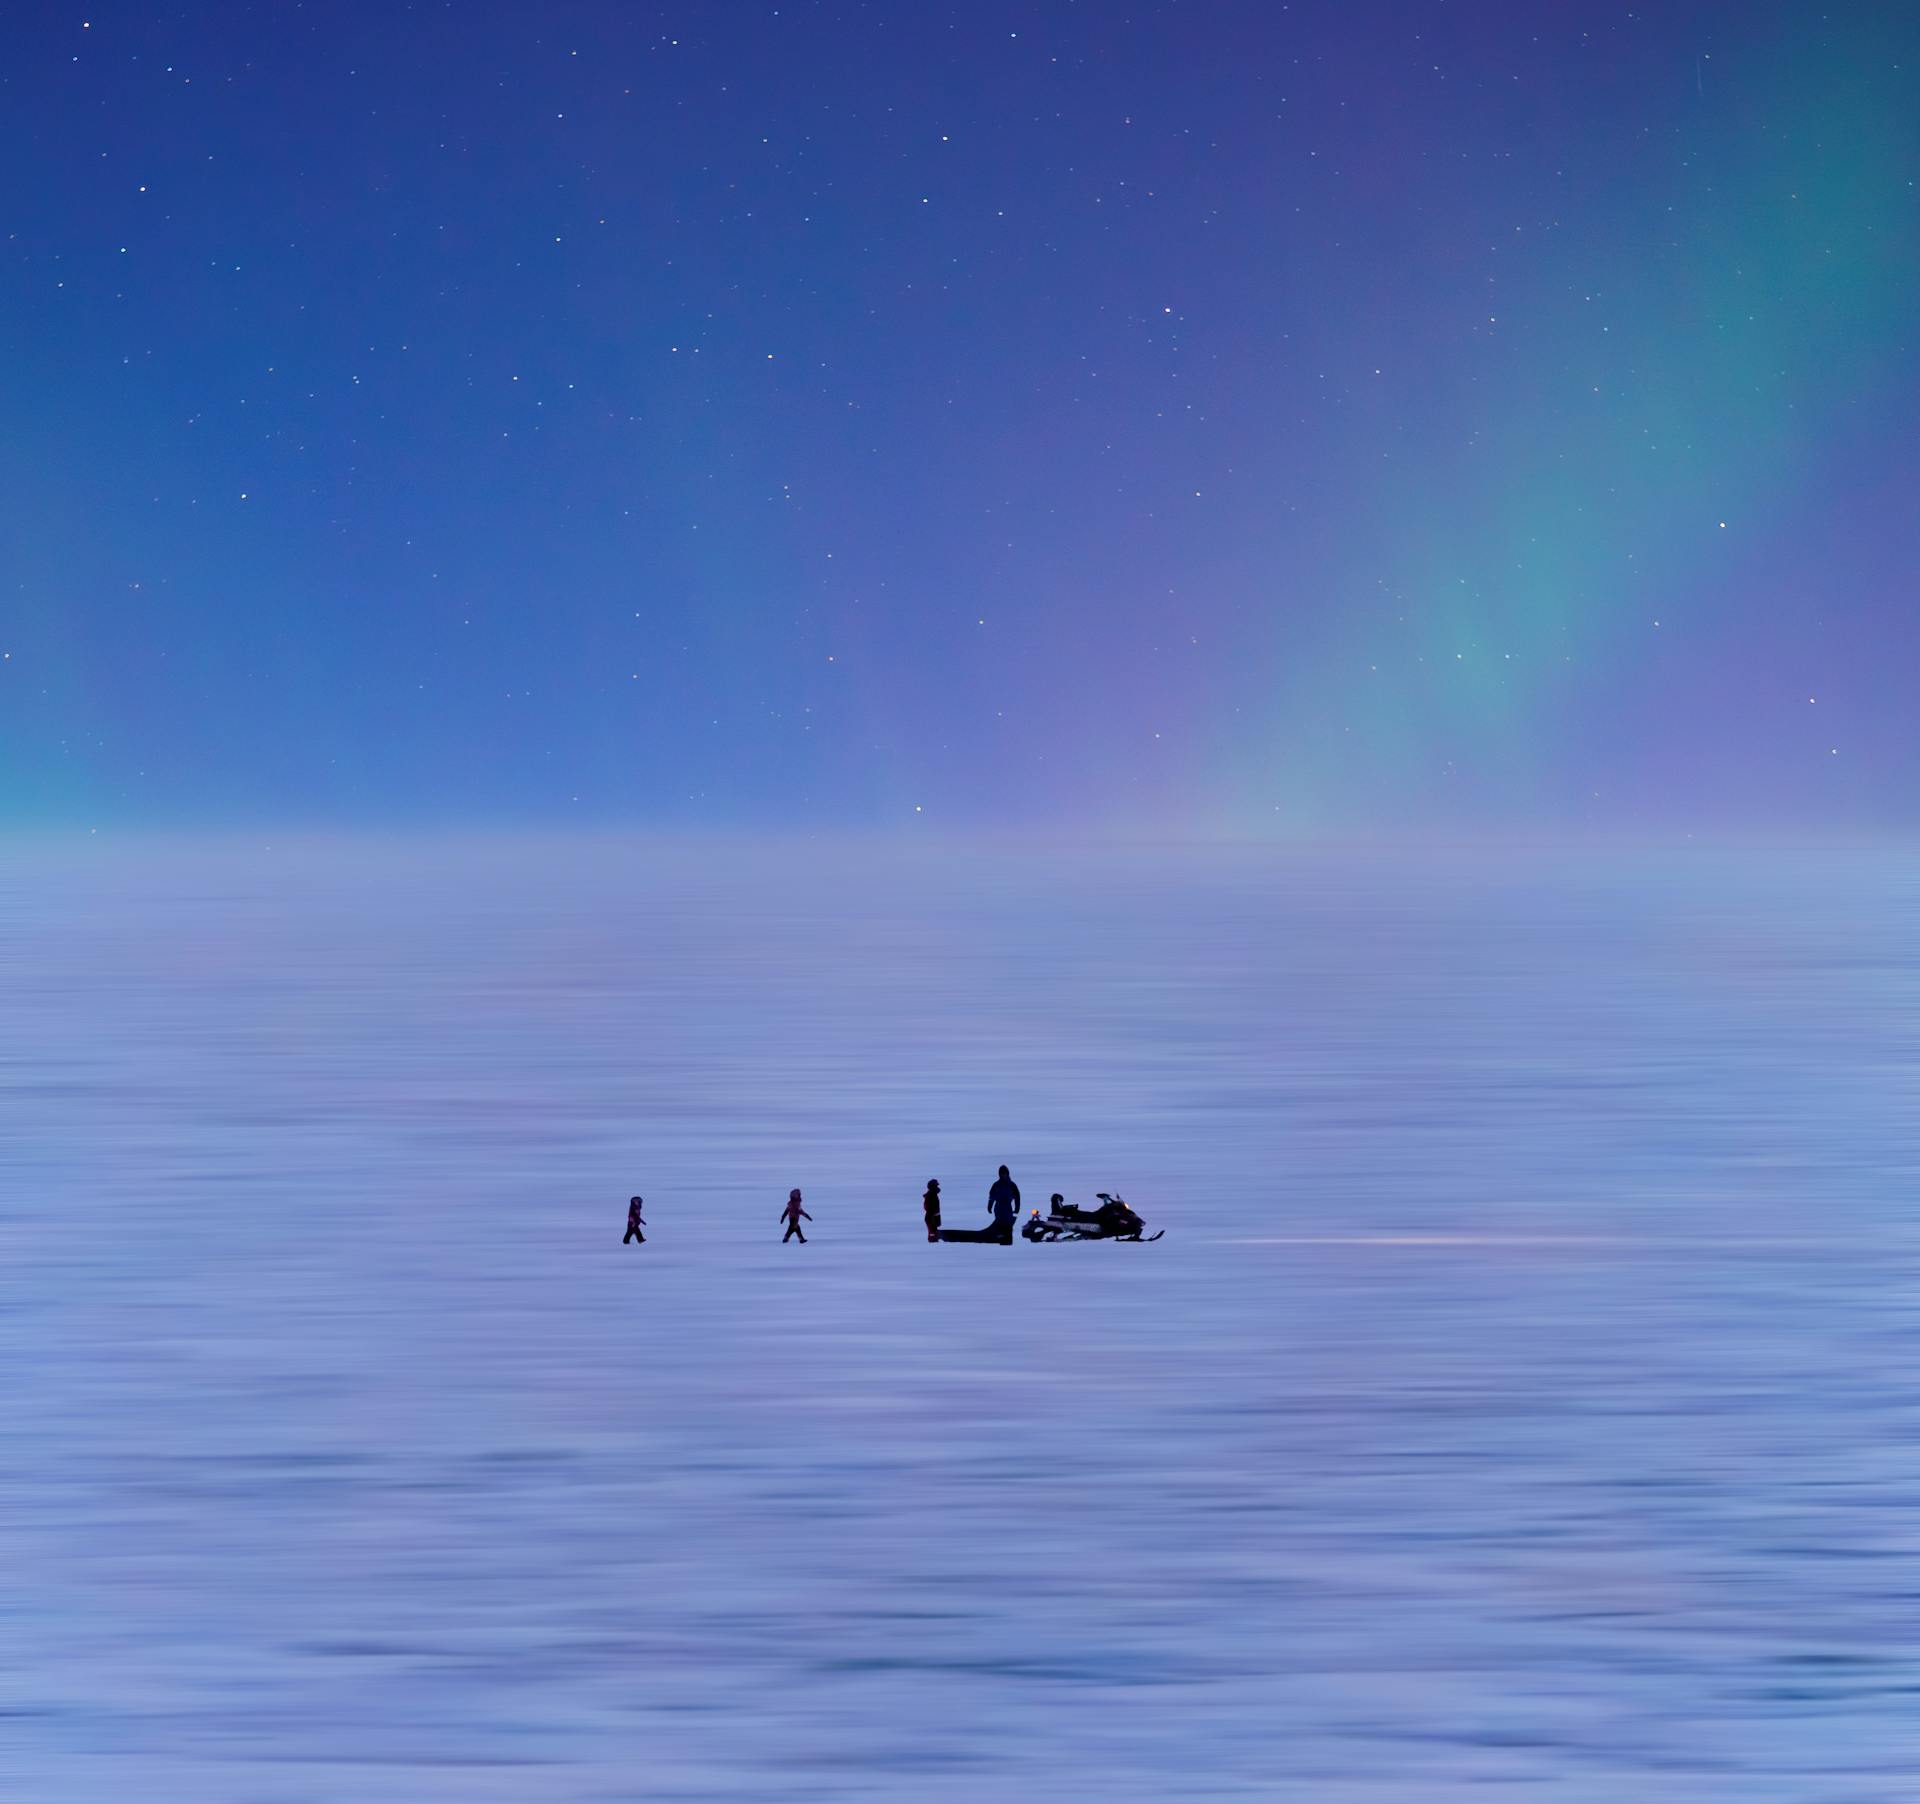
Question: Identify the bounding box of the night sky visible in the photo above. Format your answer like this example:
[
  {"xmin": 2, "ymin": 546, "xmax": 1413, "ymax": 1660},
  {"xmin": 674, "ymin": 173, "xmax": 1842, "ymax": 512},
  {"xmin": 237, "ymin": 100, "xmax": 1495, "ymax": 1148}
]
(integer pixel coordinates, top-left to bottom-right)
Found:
[{"xmin": 4, "ymin": 2, "xmax": 1916, "ymax": 833}]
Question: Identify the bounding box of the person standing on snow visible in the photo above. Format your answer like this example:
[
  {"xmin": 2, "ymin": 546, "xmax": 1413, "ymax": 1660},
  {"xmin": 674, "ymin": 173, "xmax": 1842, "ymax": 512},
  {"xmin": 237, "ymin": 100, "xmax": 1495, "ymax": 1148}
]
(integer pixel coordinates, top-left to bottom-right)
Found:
[
  {"xmin": 986, "ymin": 1165, "xmax": 1021, "ymax": 1244},
  {"xmin": 781, "ymin": 1188, "xmax": 813, "ymax": 1243}
]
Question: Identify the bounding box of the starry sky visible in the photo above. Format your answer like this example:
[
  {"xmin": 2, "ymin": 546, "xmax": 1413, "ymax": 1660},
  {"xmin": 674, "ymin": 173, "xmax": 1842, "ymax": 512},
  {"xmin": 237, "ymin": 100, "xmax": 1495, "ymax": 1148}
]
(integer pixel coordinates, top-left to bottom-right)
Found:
[{"xmin": 3, "ymin": 1, "xmax": 1916, "ymax": 834}]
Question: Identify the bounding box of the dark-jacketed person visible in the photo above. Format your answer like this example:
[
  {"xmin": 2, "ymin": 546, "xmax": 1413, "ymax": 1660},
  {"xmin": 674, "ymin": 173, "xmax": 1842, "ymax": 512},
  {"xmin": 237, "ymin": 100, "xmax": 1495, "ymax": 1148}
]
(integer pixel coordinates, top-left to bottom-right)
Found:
[{"xmin": 987, "ymin": 1165, "xmax": 1021, "ymax": 1244}]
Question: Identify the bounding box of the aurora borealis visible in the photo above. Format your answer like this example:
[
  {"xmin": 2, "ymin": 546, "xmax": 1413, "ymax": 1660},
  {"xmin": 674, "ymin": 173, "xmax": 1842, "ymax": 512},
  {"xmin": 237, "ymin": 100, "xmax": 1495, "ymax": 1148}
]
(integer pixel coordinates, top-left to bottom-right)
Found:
[{"xmin": 2, "ymin": 2, "xmax": 1915, "ymax": 833}]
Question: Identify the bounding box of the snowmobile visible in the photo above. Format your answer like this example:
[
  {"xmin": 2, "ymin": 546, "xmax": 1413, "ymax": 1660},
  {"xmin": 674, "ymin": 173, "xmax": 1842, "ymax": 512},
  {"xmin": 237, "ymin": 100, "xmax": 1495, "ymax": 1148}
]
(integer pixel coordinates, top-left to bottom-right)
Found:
[{"xmin": 1023, "ymin": 1193, "xmax": 1163, "ymax": 1242}]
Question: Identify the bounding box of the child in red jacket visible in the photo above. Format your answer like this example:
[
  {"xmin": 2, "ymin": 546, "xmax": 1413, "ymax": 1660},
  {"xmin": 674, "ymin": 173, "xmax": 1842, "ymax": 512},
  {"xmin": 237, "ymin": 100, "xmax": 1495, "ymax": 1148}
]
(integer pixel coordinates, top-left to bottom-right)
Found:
[{"xmin": 781, "ymin": 1189, "xmax": 812, "ymax": 1243}]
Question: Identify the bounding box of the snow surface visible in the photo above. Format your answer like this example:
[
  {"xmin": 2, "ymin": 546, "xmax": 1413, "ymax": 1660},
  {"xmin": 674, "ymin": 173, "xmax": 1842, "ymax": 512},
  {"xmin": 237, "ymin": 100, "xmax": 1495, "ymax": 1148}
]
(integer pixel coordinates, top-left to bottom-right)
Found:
[{"xmin": 5, "ymin": 839, "xmax": 1918, "ymax": 1798}]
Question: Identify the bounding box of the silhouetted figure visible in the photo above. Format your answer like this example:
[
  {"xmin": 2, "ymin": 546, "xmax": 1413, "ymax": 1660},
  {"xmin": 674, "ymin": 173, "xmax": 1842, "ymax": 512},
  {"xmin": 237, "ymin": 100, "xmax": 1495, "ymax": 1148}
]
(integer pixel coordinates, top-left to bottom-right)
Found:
[
  {"xmin": 922, "ymin": 1179, "xmax": 943, "ymax": 1242},
  {"xmin": 623, "ymin": 1196, "xmax": 646, "ymax": 1244},
  {"xmin": 987, "ymin": 1165, "xmax": 1021, "ymax": 1244},
  {"xmin": 781, "ymin": 1188, "xmax": 812, "ymax": 1243}
]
